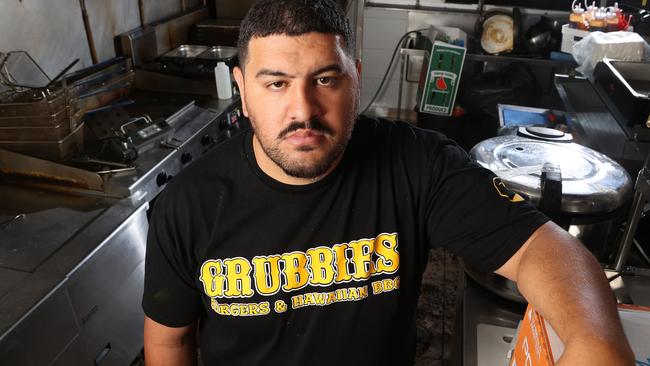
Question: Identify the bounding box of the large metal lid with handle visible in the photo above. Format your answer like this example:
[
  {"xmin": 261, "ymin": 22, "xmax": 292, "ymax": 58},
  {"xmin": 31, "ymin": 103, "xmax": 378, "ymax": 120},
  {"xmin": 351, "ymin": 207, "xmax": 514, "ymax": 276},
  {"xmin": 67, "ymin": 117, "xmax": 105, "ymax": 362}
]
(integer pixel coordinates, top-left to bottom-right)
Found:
[{"xmin": 470, "ymin": 135, "xmax": 632, "ymax": 214}]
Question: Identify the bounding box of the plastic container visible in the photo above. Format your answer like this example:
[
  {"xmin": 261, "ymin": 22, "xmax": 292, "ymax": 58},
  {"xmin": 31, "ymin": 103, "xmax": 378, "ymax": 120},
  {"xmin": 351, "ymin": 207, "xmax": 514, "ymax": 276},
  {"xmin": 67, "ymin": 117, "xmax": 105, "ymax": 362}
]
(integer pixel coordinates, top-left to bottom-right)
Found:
[
  {"xmin": 585, "ymin": 1, "xmax": 597, "ymax": 22},
  {"xmin": 561, "ymin": 24, "xmax": 590, "ymax": 53},
  {"xmin": 589, "ymin": 8, "xmax": 607, "ymax": 32},
  {"xmin": 214, "ymin": 62, "xmax": 233, "ymax": 100},
  {"xmin": 606, "ymin": 10, "xmax": 619, "ymax": 32},
  {"xmin": 573, "ymin": 31, "xmax": 645, "ymax": 80},
  {"xmin": 570, "ymin": 1, "xmax": 587, "ymax": 29}
]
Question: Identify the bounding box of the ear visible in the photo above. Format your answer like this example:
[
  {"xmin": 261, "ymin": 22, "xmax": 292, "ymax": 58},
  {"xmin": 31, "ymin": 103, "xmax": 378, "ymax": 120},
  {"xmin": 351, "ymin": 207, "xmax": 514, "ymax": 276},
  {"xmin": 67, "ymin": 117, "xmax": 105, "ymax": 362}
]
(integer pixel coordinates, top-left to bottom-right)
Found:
[{"xmin": 233, "ymin": 66, "xmax": 248, "ymax": 117}]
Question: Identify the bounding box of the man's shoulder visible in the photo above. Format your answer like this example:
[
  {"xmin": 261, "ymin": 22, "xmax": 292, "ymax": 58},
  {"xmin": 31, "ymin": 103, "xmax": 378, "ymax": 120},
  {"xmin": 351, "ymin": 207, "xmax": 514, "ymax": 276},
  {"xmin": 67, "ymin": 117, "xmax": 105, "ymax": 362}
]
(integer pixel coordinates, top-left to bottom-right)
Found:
[
  {"xmin": 353, "ymin": 115, "xmax": 457, "ymax": 154},
  {"xmin": 355, "ymin": 115, "xmax": 448, "ymax": 140}
]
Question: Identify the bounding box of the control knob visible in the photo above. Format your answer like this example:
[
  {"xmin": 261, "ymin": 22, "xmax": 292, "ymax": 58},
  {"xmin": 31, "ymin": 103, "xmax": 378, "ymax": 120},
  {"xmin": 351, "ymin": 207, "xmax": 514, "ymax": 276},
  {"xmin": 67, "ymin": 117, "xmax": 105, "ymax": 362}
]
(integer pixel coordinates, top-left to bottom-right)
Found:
[
  {"xmin": 218, "ymin": 118, "xmax": 229, "ymax": 131},
  {"xmin": 156, "ymin": 171, "xmax": 173, "ymax": 187},
  {"xmin": 181, "ymin": 152, "xmax": 193, "ymax": 165},
  {"xmin": 201, "ymin": 134, "xmax": 215, "ymax": 147}
]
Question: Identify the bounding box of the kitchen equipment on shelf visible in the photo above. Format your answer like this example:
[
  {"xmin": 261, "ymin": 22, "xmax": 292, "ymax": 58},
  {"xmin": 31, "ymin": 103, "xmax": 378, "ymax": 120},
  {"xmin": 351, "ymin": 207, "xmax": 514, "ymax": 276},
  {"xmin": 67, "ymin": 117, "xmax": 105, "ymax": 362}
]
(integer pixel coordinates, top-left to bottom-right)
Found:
[
  {"xmin": 0, "ymin": 55, "xmax": 135, "ymax": 161},
  {"xmin": 198, "ymin": 46, "xmax": 238, "ymax": 69},
  {"xmin": 161, "ymin": 44, "xmax": 210, "ymax": 61},
  {"xmin": 476, "ymin": 8, "xmax": 521, "ymax": 55},
  {"xmin": 524, "ymin": 16, "xmax": 563, "ymax": 56},
  {"xmin": 593, "ymin": 58, "xmax": 650, "ymax": 135}
]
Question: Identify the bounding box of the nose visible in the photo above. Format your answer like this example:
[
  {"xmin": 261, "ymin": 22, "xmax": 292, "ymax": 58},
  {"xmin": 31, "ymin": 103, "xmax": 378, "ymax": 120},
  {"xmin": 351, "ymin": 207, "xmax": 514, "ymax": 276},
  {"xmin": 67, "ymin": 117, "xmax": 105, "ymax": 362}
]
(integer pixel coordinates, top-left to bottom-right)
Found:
[{"xmin": 287, "ymin": 82, "xmax": 322, "ymax": 122}]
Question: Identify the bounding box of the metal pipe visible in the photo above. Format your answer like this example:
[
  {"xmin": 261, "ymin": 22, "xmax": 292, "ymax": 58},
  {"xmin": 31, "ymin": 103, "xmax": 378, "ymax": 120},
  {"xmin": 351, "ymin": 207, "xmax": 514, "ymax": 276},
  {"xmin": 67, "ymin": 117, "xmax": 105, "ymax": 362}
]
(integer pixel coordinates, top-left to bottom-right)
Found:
[
  {"xmin": 138, "ymin": 0, "xmax": 146, "ymax": 27},
  {"xmin": 79, "ymin": 0, "xmax": 98, "ymax": 64},
  {"xmin": 397, "ymin": 52, "xmax": 405, "ymax": 121},
  {"xmin": 366, "ymin": 2, "xmax": 480, "ymax": 14},
  {"xmin": 614, "ymin": 151, "xmax": 650, "ymax": 272},
  {"xmin": 614, "ymin": 189, "xmax": 646, "ymax": 271},
  {"xmin": 354, "ymin": 0, "xmax": 364, "ymax": 60}
]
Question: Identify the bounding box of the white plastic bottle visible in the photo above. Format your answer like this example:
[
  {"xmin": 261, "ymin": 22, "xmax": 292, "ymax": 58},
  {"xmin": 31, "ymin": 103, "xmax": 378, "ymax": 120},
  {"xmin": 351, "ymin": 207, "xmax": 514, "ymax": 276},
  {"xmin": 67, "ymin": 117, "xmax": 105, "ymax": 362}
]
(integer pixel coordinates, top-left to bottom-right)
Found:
[{"xmin": 214, "ymin": 62, "xmax": 233, "ymax": 100}]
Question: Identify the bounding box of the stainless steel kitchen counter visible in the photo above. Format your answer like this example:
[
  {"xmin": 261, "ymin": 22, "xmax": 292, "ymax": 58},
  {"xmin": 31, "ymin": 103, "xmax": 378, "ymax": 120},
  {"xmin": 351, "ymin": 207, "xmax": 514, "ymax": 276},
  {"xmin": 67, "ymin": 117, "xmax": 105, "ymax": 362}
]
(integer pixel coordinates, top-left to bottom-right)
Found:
[
  {"xmin": 0, "ymin": 190, "xmax": 147, "ymax": 365},
  {"xmin": 0, "ymin": 97, "xmax": 243, "ymax": 365},
  {"xmin": 0, "ymin": 185, "xmax": 124, "ymax": 331}
]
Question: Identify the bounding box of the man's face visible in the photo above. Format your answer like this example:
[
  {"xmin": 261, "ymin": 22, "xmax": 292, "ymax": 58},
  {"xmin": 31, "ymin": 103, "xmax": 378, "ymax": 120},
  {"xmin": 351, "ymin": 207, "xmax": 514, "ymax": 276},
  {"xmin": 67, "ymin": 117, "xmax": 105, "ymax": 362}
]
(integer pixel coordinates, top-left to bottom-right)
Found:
[{"xmin": 234, "ymin": 32, "xmax": 360, "ymax": 183}]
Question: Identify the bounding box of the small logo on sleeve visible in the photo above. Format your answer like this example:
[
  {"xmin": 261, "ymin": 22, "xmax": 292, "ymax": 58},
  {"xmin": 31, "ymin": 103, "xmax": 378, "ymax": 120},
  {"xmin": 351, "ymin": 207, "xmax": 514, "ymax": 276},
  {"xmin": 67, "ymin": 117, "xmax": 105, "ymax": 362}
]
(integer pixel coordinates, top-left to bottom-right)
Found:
[{"xmin": 492, "ymin": 177, "xmax": 525, "ymax": 203}]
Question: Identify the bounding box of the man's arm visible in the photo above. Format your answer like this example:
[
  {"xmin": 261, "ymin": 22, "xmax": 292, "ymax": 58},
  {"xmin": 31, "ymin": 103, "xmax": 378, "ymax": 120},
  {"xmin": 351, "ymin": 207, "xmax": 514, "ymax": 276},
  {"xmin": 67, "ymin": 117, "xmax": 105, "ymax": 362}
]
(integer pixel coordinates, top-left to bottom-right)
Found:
[
  {"xmin": 496, "ymin": 221, "xmax": 635, "ymax": 365},
  {"xmin": 144, "ymin": 316, "xmax": 197, "ymax": 366}
]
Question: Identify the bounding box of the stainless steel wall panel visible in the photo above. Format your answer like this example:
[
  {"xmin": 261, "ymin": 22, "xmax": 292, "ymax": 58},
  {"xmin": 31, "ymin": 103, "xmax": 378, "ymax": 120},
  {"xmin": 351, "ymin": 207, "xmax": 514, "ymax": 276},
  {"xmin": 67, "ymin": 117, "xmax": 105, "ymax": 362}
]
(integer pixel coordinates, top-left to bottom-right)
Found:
[
  {"xmin": 85, "ymin": 0, "xmax": 141, "ymax": 63},
  {"xmin": 76, "ymin": 262, "xmax": 146, "ymax": 366},
  {"xmin": 186, "ymin": 0, "xmax": 202, "ymax": 10},
  {"xmin": 49, "ymin": 335, "xmax": 93, "ymax": 366},
  {"xmin": 153, "ymin": 8, "xmax": 209, "ymax": 55},
  {"xmin": 215, "ymin": 0, "xmax": 255, "ymax": 19},
  {"xmin": 52, "ymin": 263, "xmax": 146, "ymax": 366},
  {"xmin": 0, "ymin": 272, "xmax": 62, "ymax": 339},
  {"xmin": 0, "ymin": 0, "xmax": 92, "ymax": 79},
  {"xmin": 65, "ymin": 204, "xmax": 147, "ymax": 329},
  {"xmin": 0, "ymin": 207, "xmax": 104, "ymax": 272},
  {"xmin": 0, "ymin": 286, "xmax": 79, "ymax": 366},
  {"xmin": 0, "ymin": 268, "xmax": 27, "ymax": 300},
  {"xmin": 0, "ymin": 202, "xmax": 148, "ymax": 366},
  {"xmin": 0, "ymin": 0, "xmax": 209, "ymax": 82},
  {"xmin": 143, "ymin": 0, "xmax": 182, "ymax": 24}
]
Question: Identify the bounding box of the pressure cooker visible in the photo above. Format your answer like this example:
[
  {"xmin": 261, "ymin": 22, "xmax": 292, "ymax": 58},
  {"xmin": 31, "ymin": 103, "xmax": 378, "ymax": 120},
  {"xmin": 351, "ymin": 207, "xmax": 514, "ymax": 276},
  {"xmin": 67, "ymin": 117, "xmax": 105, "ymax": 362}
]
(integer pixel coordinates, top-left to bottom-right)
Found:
[{"xmin": 466, "ymin": 127, "xmax": 633, "ymax": 302}]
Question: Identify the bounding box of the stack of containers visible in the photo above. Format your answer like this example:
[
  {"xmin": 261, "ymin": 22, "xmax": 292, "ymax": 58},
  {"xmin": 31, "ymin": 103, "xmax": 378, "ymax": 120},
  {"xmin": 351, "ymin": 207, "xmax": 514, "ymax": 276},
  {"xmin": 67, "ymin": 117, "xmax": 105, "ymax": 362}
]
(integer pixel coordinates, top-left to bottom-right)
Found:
[
  {"xmin": 0, "ymin": 89, "xmax": 84, "ymax": 162},
  {"xmin": 0, "ymin": 56, "xmax": 134, "ymax": 162},
  {"xmin": 562, "ymin": 1, "xmax": 633, "ymax": 54}
]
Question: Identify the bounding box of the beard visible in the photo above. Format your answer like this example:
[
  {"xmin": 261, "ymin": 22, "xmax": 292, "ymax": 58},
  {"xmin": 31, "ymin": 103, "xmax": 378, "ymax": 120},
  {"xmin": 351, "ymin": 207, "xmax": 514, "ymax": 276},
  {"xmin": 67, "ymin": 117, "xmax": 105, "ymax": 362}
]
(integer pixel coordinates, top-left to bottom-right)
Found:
[{"xmin": 250, "ymin": 115, "xmax": 356, "ymax": 179}]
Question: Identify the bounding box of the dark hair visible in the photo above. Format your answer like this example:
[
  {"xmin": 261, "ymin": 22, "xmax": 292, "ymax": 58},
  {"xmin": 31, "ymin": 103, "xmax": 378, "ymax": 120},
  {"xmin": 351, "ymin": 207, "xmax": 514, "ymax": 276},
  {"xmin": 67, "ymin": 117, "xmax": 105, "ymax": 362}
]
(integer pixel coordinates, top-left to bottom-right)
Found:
[{"xmin": 237, "ymin": 0, "xmax": 354, "ymax": 67}]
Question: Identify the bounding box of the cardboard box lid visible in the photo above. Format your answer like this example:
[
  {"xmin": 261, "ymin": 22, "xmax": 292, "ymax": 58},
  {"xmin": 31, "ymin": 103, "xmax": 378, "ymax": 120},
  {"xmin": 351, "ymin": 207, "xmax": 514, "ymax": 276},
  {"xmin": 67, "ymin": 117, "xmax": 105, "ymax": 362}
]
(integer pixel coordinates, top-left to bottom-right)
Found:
[{"xmin": 510, "ymin": 304, "xmax": 650, "ymax": 365}]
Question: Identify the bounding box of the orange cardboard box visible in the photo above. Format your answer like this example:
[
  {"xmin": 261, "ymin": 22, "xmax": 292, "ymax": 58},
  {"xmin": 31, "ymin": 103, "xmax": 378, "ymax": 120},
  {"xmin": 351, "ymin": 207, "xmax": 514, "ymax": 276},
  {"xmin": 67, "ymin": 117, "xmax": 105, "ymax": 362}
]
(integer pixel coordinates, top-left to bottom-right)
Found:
[{"xmin": 509, "ymin": 304, "xmax": 650, "ymax": 366}]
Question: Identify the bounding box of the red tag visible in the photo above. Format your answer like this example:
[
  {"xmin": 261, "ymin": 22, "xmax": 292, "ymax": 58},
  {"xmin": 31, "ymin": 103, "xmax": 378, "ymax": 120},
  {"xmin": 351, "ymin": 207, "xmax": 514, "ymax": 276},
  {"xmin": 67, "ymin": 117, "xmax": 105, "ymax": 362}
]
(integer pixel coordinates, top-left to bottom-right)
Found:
[{"xmin": 436, "ymin": 77, "xmax": 447, "ymax": 90}]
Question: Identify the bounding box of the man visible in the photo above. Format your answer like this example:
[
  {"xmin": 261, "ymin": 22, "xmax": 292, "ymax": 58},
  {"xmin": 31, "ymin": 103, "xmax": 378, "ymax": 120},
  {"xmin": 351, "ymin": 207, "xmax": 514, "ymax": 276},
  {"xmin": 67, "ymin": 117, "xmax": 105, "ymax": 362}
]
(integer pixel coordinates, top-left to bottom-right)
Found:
[{"xmin": 142, "ymin": 1, "xmax": 634, "ymax": 365}]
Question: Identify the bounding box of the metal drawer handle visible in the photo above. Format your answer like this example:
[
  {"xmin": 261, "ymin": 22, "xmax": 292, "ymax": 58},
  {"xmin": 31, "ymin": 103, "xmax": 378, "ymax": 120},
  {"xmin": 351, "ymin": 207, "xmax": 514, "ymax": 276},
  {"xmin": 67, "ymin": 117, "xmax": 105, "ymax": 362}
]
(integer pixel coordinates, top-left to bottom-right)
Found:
[{"xmin": 95, "ymin": 343, "xmax": 111, "ymax": 365}]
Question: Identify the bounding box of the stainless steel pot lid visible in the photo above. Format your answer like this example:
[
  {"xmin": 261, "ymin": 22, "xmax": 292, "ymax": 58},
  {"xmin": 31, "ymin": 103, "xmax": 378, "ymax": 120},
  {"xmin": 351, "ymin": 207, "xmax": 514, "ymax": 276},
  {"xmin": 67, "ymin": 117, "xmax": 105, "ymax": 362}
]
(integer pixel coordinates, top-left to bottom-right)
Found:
[{"xmin": 470, "ymin": 135, "xmax": 632, "ymax": 214}]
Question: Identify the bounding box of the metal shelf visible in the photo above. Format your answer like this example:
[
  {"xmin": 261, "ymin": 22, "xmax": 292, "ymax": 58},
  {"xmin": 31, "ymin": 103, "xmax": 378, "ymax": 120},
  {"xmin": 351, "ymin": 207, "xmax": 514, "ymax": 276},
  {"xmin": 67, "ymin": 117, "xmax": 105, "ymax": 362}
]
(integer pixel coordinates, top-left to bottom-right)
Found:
[{"xmin": 466, "ymin": 52, "xmax": 577, "ymax": 68}]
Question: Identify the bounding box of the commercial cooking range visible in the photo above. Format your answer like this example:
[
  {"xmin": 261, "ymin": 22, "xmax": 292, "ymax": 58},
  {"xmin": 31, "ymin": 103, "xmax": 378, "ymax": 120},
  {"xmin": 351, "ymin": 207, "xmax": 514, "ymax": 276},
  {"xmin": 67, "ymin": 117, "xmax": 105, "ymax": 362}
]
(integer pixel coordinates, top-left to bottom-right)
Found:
[{"xmin": 0, "ymin": 52, "xmax": 249, "ymax": 365}]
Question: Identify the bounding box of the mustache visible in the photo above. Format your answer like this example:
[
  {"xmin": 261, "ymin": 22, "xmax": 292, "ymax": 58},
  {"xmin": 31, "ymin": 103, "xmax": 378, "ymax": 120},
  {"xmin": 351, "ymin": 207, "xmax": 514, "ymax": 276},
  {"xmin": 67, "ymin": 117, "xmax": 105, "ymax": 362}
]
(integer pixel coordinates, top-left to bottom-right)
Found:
[{"xmin": 277, "ymin": 119, "xmax": 333, "ymax": 139}]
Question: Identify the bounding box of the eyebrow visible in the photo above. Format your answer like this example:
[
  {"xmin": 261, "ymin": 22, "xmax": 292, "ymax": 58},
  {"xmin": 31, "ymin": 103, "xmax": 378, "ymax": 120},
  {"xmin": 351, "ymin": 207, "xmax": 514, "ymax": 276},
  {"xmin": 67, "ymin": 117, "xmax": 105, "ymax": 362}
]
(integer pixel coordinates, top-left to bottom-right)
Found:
[
  {"xmin": 255, "ymin": 64, "xmax": 344, "ymax": 79},
  {"xmin": 256, "ymin": 69, "xmax": 293, "ymax": 78}
]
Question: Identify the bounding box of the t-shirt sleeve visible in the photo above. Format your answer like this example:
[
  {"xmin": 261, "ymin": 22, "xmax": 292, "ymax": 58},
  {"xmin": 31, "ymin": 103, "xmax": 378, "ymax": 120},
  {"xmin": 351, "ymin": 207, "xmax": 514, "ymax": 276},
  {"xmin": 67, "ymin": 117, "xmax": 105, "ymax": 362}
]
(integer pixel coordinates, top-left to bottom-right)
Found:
[
  {"xmin": 142, "ymin": 187, "xmax": 202, "ymax": 327},
  {"xmin": 424, "ymin": 140, "xmax": 549, "ymax": 273}
]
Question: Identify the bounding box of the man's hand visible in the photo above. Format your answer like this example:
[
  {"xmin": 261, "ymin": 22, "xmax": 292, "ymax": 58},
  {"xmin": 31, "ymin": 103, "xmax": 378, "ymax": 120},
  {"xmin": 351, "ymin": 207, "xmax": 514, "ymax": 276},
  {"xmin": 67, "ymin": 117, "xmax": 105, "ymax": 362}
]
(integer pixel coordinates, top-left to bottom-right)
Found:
[
  {"xmin": 144, "ymin": 316, "xmax": 197, "ymax": 366},
  {"xmin": 497, "ymin": 222, "xmax": 635, "ymax": 365}
]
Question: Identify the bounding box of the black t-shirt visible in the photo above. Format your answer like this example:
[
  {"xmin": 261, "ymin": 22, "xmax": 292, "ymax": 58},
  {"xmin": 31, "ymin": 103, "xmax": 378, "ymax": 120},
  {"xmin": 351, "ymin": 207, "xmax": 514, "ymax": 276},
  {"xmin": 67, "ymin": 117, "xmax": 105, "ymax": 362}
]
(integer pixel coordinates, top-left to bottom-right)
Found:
[{"xmin": 143, "ymin": 117, "xmax": 547, "ymax": 365}]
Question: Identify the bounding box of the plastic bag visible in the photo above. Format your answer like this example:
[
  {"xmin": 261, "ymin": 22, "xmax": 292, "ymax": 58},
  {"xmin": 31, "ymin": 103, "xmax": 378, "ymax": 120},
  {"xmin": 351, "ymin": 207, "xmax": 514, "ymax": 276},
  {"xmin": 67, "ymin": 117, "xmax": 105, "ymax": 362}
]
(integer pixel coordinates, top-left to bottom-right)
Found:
[{"xmin": 573, "ymin": 31, "xmax": 646, "ymax": 80}]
